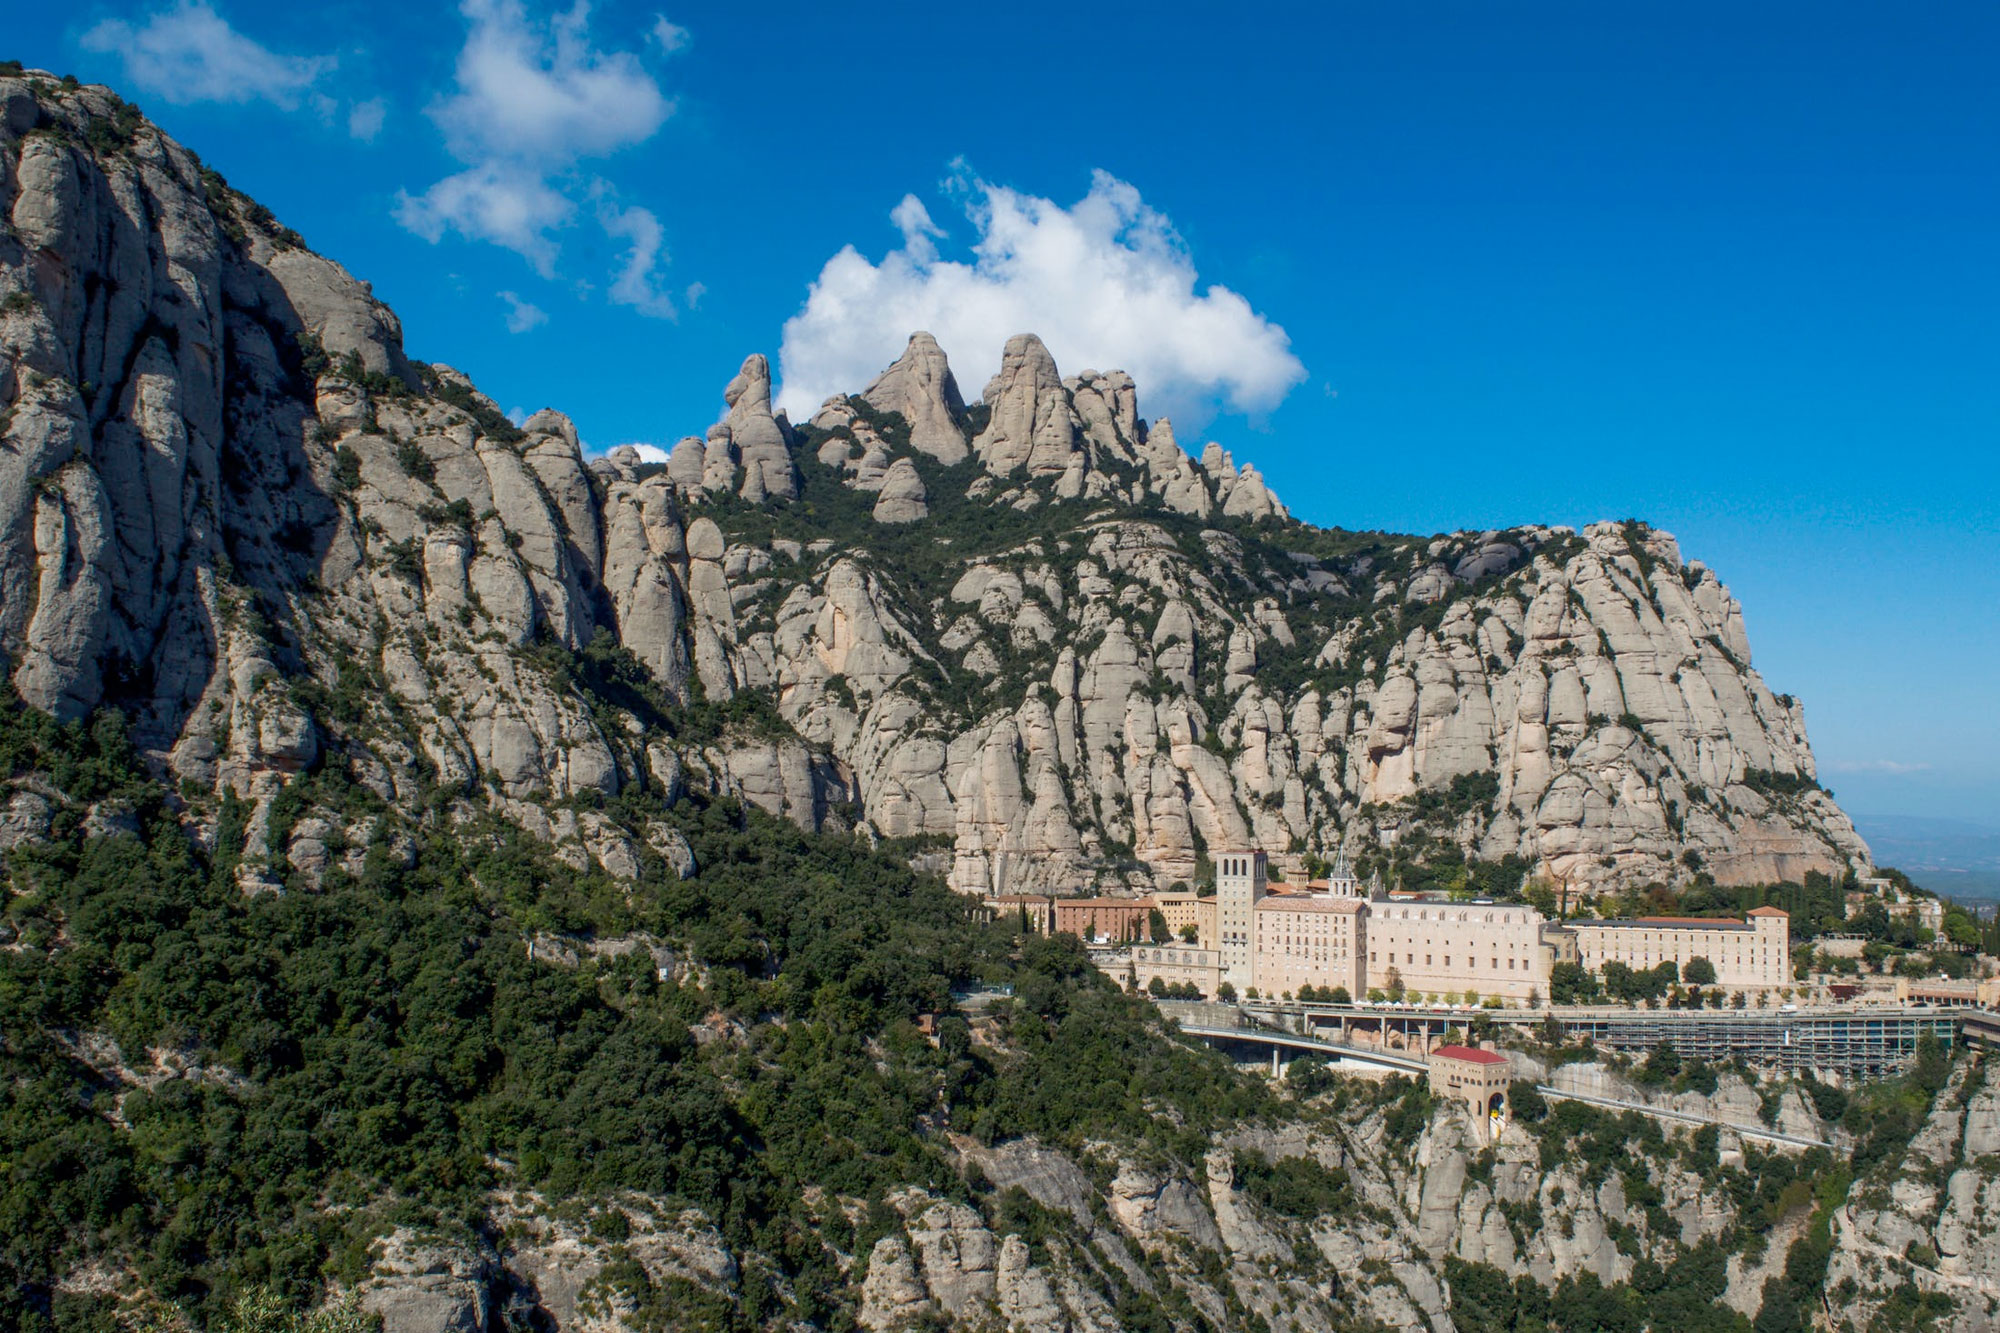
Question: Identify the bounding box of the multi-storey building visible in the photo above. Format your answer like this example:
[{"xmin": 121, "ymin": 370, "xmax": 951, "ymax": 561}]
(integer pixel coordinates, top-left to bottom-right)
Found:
[
  {"xmin": 1052, "ymin": 898, "xmax": 1152, "ymax": 943},
  {"xmin": 1033, "ymin": 848, "xmax": 1796, "ymax": 1004},
  {"xmin": 1216, "ymin": 850, "xmax": 1268, "ymax": 989},
  {"xmin": 1569, "ymin": 907, "xmax": 1790, "ymax": 991},
  {"xmin": 1131, "ymin": 944, "xmax": 1224, "ymax": 996},
  {"xmin": 1252, "ymin": 893, "xmax": 1366, "ymax": 998},
  {"xmin": 1363, "ymin": 898, "xmax": 1576, "ymax": 1002},
  {"xmin": 1152, "ymin": 890, "xmax": 1218, "ymax": 949}
]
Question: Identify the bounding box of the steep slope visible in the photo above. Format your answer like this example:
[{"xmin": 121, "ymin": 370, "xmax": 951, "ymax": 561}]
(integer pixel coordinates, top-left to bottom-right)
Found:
[{"xmin": 0, "ymin": 72, "xmax": 1867, "ymax": 899}]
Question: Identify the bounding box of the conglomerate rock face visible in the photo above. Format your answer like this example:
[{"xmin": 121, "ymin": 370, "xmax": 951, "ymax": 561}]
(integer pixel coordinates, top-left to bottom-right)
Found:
[
  {"xmin": 1827, "ymin": 1059, "xmax": 2000, "ymax": 1332},
  {"xmin": 0, "ymin": 75, "xmax": 1869, "ymax": 896},
  {"xmin": 339, "ymin": 1060, "xmax": 1911, "ymax": 1333}
]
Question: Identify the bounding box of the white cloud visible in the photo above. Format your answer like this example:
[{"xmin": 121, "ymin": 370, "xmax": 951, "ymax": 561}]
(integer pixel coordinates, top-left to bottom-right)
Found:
[
  {"xmin": 623, "ymin": 443, "xmax": 673, "ymax": 463},
  {"xmin": 401, "ymin": 0, "xmax": 685, "ymax": 306},
  {"xmin": 599, "ymin": 200, "xmax": 676, "ymax": 319},
  {"xmin": 1827, "ymin": 759, "xmax": 1933, "ymax": 776},
  {"xmin": 432, "ymin": 0, "xmax": 672, "ymax": 165},
  {"xmin": 347, "ymin": 97, "xmax": 387, "ymax": 141},
  {"xmin": 650, "ymin": 15, "xmax": 690, "ymax": 54},
  {"xmin": 776, "ymin": 168, "xmax": 1305, "ymax": 425},
  {"xmin": 498, "ymin": 290, "xmax": 548, "ymax": 333},
  {"xmin": 81, "ymin": 0, "xmax": 328, "ymax": 107},
  {"xmin": 80, "ymin": 1, "xmax": 383, "ymax": 136},
  {"xmin": 396, "ymin": 162, "xmax": 574, "ymax": 274},
  {"xmin": 683, "ymin": 280, "xmax": 706, "ymax": 310}
]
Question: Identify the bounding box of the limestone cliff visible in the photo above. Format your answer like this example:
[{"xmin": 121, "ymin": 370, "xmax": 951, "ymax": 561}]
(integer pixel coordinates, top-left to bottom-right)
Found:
[
  {"xmin": 337, "ymin": 1055, "xmax": 1901, "ymax": 1333},
  {"xmin": 0, "ymin": 74, "xmax": 1868, "ymax": 900}
]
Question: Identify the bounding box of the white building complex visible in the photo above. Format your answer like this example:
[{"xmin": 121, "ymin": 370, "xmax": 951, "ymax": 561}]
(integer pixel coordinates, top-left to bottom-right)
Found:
[
  {"xmin": 1129, "ymin": 848, "xmax": 1791, "ymax": 1003},
  {"xmin": 1569, "ymin": 908, "xmax": 1791, "ymax": 991}
]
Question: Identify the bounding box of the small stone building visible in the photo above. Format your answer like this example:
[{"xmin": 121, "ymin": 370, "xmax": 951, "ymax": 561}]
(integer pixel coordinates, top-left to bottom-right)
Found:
[{"xmin": 1428, "ymin": 1044, "xmax": 1512, "ymax": 1142}]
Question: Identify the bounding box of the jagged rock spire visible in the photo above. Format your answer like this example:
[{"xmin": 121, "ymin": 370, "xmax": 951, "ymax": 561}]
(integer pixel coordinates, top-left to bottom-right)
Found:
[
  {"xmin": 972, "ymin": 334, "xmax": 1080, "ymax": 478},
  {"xmin": 859, "ymin": 332, "xmax": 968, "ymax": 465},
  {"xmin": 718, "ymin": 354, "xmax": 798, "ymax": 503}
]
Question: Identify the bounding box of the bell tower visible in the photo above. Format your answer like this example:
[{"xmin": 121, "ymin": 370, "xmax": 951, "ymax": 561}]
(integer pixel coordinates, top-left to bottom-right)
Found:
[{"xmin": 1215, "ymin": 850, "xmax": 1267, "ymax": 991}]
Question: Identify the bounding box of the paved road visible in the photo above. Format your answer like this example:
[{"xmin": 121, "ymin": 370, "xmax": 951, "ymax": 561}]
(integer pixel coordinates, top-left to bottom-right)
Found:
[
  {"xmin": 1533, "ymin": 1084, "xmax": 1830, "ymax": 1148},
  {"xmin": 1175, "ymin": 1021, "xmax": 1430, "ymax": 1075}
]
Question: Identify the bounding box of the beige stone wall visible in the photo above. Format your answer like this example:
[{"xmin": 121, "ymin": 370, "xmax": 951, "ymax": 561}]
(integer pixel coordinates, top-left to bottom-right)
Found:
[
  {"xmin": 1364, "ymin": 901, "xmax": 1551, "ymax": 1001},
  {"xmin": 983, "ymin": 895, "xmax": 1054, "ymax": 934},
  {"xmin": 1133, "ymin": 945, "xmax": 1223, "ymax": 998},
  {"xmin": 1571, "ymin": 914, "xmax": 1789, "ymax": 991},
  {"xmin": 1252, "ymin": 901, "xmax": 1364, "ymax": 998},
  {"xmin": 1153, "ymin": 892, "xmax": 1217, "ymax": 949}
]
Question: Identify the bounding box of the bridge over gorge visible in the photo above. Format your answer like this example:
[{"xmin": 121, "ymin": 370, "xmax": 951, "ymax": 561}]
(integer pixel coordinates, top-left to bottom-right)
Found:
[
  {"xmin": 1165, "ymin": 1008, "xmax": 1431, "ymax": 1077},
  {"xmin": 1163, "ymin": 999, "xmax": 1979, "ymax": 1081}
]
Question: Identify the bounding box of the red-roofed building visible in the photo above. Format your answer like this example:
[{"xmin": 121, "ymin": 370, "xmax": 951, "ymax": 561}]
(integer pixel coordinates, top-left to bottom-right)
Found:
[
  {"xmin": 1432, "ymin": 1044, "xmax": 1508, "ymax": 1065},
  {"xmin": 1429, "ymin": 1044, "xmax": 1513, "ymax": 1141},
  {"xmin": 1053, "ymin": 898, "xmax": 1152, "ymax": 943}
]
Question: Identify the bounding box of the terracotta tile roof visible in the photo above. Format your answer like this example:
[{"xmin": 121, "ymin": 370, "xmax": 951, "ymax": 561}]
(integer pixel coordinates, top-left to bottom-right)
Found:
[
  {"xmin": 1746, "ymin": 906, "xmax": 1791, "ymax": 918},
  {"xmin": 1634, "ymin": 916, "xmax": 1741, "ymax": 925},
  {"xmin": 1254, "ymin": 896, "xmax": 1366, "ymax": 913},
  {"xmin": 1584, "ymin": 916, "xmax": 1754, "ymax": 930},
  {"xmin": 1433, "ymin": 1044, "xmax": 1508, "ymax": 1065}
]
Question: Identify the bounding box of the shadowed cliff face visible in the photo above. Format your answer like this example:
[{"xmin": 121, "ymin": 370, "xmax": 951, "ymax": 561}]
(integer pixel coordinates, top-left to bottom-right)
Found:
[{"xmin": 0, "ymin": 73, "xmax": 1869, "ymax": 896}]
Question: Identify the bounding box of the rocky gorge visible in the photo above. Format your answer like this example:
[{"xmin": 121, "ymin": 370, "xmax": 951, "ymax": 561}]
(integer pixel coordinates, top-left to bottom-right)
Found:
[{"xmin": 327, "ymin": 1048, "xmax": 2000, "ymax": 1333}]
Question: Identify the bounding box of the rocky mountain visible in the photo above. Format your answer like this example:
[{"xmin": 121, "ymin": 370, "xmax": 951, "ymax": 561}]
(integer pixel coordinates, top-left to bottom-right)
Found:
[
  {"xmin": 0, "ymin": 72, "xmax": 1871, "ymax": 905},
  {"xmin": 1, "ymin": 68, "xmax": 1978, "ymax": 1333}
]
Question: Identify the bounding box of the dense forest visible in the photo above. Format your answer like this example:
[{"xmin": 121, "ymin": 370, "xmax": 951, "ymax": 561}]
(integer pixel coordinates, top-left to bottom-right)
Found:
[
  {"xmin": 0, "ymin": 692, "xmax": 1982, "ymax": 1332},
  {"xmin": 0, "ymin": 697, "xmax": 1294, "ymax": 1329}
]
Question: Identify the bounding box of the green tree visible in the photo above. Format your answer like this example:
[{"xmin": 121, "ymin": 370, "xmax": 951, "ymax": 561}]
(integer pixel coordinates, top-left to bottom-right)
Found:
[
  {"xmin": 1549, "ymin": 961, "xmax": 1598, "ymax": 1005},
  {"xmin": 1637, "ymin": 1042, "xmax": 1682, "ymax": 1085},
  {"xmin": 1683, "ymin": 956, "xmax": 1717, "ymax": 986},
  {"xmin": 1286, "ymin": 1057, "xmax": 1334, "ymax": 1097}
]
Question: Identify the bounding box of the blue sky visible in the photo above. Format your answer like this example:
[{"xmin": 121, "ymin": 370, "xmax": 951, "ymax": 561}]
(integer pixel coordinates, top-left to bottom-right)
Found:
[{"xmin": 17, "ymin": 0, "xmax": 1999, "ymax": 824}]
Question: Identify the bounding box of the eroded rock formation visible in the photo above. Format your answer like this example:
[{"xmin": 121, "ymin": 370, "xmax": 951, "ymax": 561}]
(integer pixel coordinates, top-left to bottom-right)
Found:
[{"xmin": 0, "ymin": 75, "xmax": 1869, "ymax": 899}]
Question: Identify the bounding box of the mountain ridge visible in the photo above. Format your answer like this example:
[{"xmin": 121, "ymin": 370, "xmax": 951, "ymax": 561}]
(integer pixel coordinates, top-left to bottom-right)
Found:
[
  {"xmin": 0, "ymin": 69, "xmax": 1868, "ymax": 901},
  {"xmin": 12, "ymin": 66, "xmax": 2000, "ymax": 1333}
]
